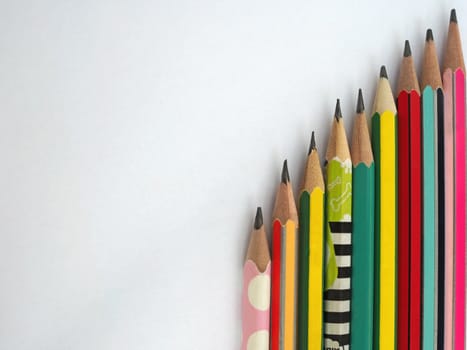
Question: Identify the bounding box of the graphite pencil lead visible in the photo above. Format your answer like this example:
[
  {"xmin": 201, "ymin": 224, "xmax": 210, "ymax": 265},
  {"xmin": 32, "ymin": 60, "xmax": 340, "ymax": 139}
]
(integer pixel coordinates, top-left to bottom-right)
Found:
[
  {"xmin": 380, "ymin": 65, "xmax": 388, "ymax": 79},
  {"xmin": 404, "ymin": 40, "xmax": 412, "ymax": 57},
  {"xmin": 451, "ymin": 8, "xmax": 457, "ymax": 23},
  {"xmin": 254, "ymin": 207, "xmax": 263, "ymax": 229},
  {"xmin": 281, "ymin": 159, "xmax": 290, "ymax": 184},
  {"xmin": 334, "ymin": 99, "xmax": 342, "ymax": 120},
  {"xmin": 308, "ymin": 131, "xmax": 316, "ymax": 155},
  {"xmin": 426, "ymin": 29, "xmax": 434, "ymax": 42},
  {"xmin": 357, "ymin": 88, "xmax": 365, "ymax": 113}
]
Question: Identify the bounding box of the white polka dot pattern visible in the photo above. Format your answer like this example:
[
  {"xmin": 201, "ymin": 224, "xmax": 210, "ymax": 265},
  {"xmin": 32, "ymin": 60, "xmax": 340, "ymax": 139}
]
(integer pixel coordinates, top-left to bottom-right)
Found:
[
  {"xmin": 241, "ymin": 261, "xmax": 271, "ymax": 350},
  {"xmin": 246, "ymin": 330, "xmax": 269, "ymax": 350},
  {"xmin": 248, "ymin": 275, "xmax": 270, "ymax": 311}
]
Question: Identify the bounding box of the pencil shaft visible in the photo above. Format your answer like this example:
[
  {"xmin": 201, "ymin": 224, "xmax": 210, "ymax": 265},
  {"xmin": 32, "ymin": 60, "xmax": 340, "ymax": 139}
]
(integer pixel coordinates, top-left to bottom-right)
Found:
[
  {"xmin": 271, "ymin": 219, "xmax": 297, "ymax": 350},
  {"xmin": 421, "ymin": 86, "xmax": 438, "ymax": 350},
  {"xmin": 271, "ymin": 221, "xmax": 281, "ymax": 350},
  {"xmin": 324, "ymin": 158, "xmax": 352, "ymax": 349},
  {"xmin": 409, "ymin": 91, "xmax": 422, "ymax": 350},
  {"xmin": 436, "ymin": 88, "xmax": 445, "ymax": 350},
  {"xmin": 397, "ymin": 91, "xmax": 410, "ymax": 350},
  {"xmin": 298, "ymin": 189, "xmax": 325, "ymax": 350},
  {"xmin": 307, "ymin": 190, "xmax": 324, "ymax": 350},
  {"xmin": 442, "ymin": 13, "xmax": 466, "ymax": 347},
  {"xmin": 241, "ymin": 261, "xmax": 271, "ymax": 350},
  {"xmin": 372, "ymin": 110, "xmax": 397, "ymax": 350},
  {"xmin": 398, "ymin": 88, "xmax": 422, "ymax": 349},
  {"xmin": 443, "ymin": 70, "xmax": 455, "ymax": 349},
  {"xmin": 350, "ymin": 162, "xmax": 374, "ymax": 350},
  {"xmin": 453, "ymin": 69, "xmax": 466, "ymax": 349},
  {"xmin": 284, "ymin": 221, "xmax": 296, "ymax": 350},
  {"xmin": 298, "ymin": 194, "xmax": 310, "ymax": 349},
  {"xmin": 441, "ymin": 68, "xmax": 466, "ymax": 349}
]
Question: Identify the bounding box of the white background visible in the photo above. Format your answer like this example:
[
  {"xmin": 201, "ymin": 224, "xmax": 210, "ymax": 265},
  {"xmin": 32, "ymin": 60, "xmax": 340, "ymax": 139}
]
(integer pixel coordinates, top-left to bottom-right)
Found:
[{"xmin": 0, "ymin": 0, "xmax": 466, "ymax": 349}]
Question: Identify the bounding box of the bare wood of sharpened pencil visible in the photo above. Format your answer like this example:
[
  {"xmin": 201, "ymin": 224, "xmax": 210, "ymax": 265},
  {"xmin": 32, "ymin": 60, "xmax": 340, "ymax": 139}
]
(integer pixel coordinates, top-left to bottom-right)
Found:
[
  {"xmin": 351, "ymin": 109, "xmax": 373, "ymax": 167},
  {"xmin": 273, "ymin": 175, "xmax": 298, "ymax": 226},
  {"xmin": 245, "ymin": 210, "xmax": 270, "ymax": 272},
  {"xmin": 325, "ymin": 113, "xmax": 351, "ymax": 162},
  {"xmin": 421, "ymin": 31, "xmax": 442, "ymax": 90},
  {"xmin": 373, "ymin": 68, "xmax": 397, "ymax": 115},
  {"xmin": 301, "ymin": 140, "xmax": 325, "ymax": 194},
  {"xmin": 443, "ymin": 13, "xmax": 466, "ymax": 72},
  {"xmin": 397, "ymin": 41, "xmax": 421, "ymax": 94}
]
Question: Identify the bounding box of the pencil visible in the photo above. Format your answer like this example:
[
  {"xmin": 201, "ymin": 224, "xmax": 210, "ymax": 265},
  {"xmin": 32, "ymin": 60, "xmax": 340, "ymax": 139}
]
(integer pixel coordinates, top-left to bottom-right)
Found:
[
  {"xmin": 397, "ymin": 40, "xmax": 421, "ymax": 350},
  {"xmin": 241, "ymin": 207, "xmax": 271, "ymax": 350},
  {"xmin": 372, "ymin": 66, "xmax": 397, "ymax": 350},
  {"xmin": 420, "ymin": 28, "xmax": 443, "ymax": 350},
  {"xmin": 323, "ymin": 99, "xmax": 352, "ymax": 350},
  {"xmin": 350, "ymin": 89, "xmax": 374, "ymax": 350},
  {"xmin": 297, "ymin": 132, "xmax": 325, "ymax": 350},
  {"xmin": 270, "ymin": 160, "xmax": 298, "ymax": 350},
  {"xmin": 441, "ymin": 14, "xmax": 456, "ymax": 348},
  {"xmin": 397, "ymin": 46, "xmax": 411, "ymax": 350},
  {"xmin": 442, "ymin": 9, "xmax": 466, "ymax": 349}
]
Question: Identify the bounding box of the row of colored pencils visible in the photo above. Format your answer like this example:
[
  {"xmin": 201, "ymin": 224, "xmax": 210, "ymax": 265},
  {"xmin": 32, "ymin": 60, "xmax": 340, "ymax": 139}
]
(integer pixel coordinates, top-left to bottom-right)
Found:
[{"xmin": 240, "ymin": 9, "xmax": 465, "ymax": 350}]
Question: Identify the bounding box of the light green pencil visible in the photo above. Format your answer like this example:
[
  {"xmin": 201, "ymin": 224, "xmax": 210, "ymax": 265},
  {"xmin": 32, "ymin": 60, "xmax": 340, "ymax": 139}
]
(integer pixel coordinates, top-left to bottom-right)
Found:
[{"xmin": 324, "ymin": 99, "xmax": 352, "ymax": 349}]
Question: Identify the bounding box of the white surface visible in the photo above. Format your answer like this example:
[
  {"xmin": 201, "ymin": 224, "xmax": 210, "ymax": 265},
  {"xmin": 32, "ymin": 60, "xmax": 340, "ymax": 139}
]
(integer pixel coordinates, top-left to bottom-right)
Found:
[{"xmin": 0, "ymin": 1, "xmax": 466, "ymax": 349}]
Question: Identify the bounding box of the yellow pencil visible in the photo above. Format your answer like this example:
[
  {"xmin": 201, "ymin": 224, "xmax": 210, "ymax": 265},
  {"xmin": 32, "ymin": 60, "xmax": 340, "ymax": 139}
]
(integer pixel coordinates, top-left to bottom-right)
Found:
[
  {"xmin": 297, "ymin": 132, "xmax": 325, "ymax": 350},
  {"xmin": 372, "ymin": 66, "xmax": 398, "ymax": 350}
]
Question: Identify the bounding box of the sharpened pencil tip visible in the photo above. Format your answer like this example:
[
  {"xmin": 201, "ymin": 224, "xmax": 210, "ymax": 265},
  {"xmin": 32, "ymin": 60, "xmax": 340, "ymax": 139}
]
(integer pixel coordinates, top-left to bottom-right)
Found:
[
  {"xmin": 281, "ymin": 159, "xmax": 290, "ymax": 183},
  {"xmin": 380, "ymin": 65, "xmax": 388, "ymax": 79},
  {"xmin": 404, "ymin": 40, "xmax": 412, "ymax": 57},
  {"xmin": 451, "ymin": 9, "xmax": 458, "ymax": 23},
  {"xmin": 426, "ymin": 29, "xmax": 434, "ymax": 41},
  {"xmin": 254, "ymin": 207, "xmax": 263, "ymax": 229},
  {"xmin": 356, "ymin": 88, "xmax": 364, "ymax": 113},
  {"xmin": 334, "ymin": 99, "xmax": 342, "ymax": 120},
  {"xmin": 308, "ymin": 131, "xmax": 316, "ymax": 154}
]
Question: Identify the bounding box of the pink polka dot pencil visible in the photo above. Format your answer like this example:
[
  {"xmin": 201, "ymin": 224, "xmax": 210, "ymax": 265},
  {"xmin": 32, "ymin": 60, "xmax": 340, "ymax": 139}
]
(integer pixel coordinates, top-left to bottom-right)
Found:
[
  {"xmin": 442, "ymin": 9, "xmax": 466, "ymax": 349},
  {"xmin": 241, "ymin": 207, "xmax": 271, "ymax": 350},
  {"xmin": 271, "ymin": 160, "xmax": 298, "ymax": 350}
]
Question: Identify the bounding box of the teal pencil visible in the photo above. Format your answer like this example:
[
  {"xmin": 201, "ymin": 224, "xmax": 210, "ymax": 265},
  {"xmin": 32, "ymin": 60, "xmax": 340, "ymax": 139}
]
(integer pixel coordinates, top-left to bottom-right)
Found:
[
  {"xmin": 421, "ymin": 29, "xmax": 442, "ymax": 349},
  {"xmin": 350, "ymin": 89, "xmax": 375, "ymax": 350}
]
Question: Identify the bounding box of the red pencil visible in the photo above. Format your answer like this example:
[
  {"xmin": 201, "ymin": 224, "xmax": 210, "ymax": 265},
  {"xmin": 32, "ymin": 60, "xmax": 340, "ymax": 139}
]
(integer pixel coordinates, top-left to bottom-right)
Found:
[{"xmin": 397, "ymin": 40, "xmax": 422, "ymax": 349}]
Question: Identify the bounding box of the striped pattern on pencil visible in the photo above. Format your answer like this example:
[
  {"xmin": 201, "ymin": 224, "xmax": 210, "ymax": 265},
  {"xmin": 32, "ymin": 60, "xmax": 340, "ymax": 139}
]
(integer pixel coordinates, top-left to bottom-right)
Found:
[{"xmin": 324, "ymin": 220, "xmax": 352, "ymax": 344}]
